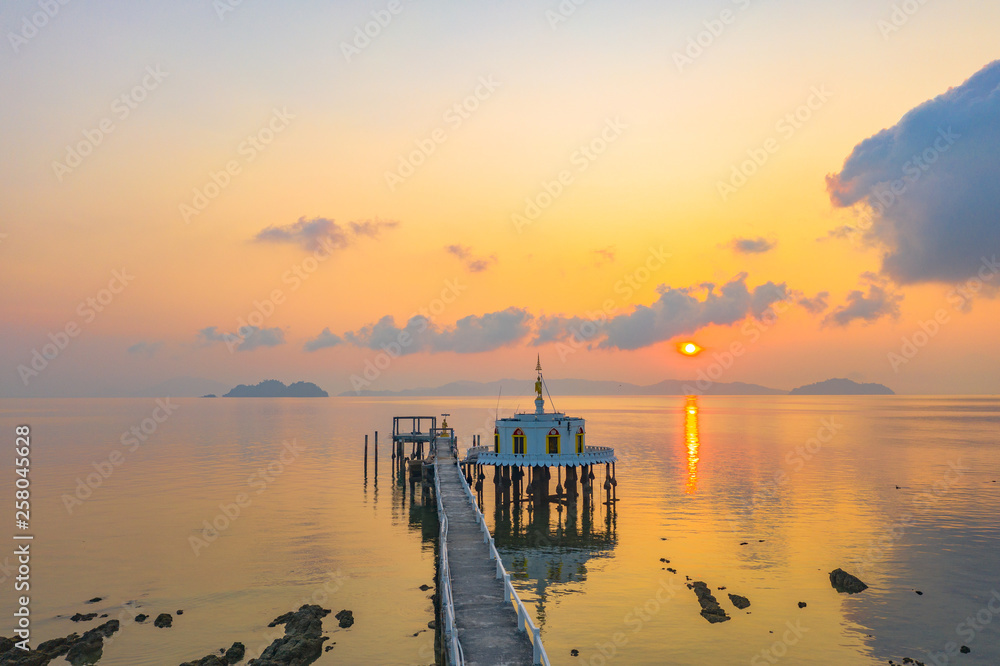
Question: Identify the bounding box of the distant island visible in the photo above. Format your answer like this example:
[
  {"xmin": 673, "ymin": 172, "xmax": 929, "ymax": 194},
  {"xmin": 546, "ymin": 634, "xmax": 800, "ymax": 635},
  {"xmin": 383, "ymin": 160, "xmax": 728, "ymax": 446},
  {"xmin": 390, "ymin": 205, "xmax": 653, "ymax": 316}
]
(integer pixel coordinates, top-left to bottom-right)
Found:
[
  {"xmin": 789, "ymin": 378, "xmax": 894, "ymax": 395},
  {"xmin": 341, "ymin": 376, "xmax": 894, "ymax": 397},
  {"xmin": 222, "ymin": 380, "xmax": 329, "ymax": 398}
]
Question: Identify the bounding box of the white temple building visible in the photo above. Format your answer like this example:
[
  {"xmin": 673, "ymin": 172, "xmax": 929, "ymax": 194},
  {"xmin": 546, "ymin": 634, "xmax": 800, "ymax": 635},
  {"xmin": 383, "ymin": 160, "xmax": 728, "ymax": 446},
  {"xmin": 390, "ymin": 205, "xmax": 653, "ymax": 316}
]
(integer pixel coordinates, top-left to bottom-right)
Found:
[{"xmin": 466, "ymin": 357, "xmax": 616, "ymax": 469}]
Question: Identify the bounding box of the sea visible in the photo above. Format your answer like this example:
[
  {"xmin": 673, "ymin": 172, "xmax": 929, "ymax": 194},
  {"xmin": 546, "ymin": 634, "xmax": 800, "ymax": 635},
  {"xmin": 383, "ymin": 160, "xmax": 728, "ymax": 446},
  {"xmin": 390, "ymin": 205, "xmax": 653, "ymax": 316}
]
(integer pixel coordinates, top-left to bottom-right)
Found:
[{"xmin": 1, "ymin": 395, "xmax": 998, "ymax": 665}]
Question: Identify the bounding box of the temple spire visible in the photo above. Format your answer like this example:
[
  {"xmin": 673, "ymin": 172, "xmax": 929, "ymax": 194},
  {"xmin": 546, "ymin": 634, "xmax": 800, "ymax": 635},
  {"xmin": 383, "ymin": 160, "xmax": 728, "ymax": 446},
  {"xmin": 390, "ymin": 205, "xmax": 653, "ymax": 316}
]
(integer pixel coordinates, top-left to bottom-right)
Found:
[{"xmin": 534, "ymin": 355, "xmax": 545, "ymax": 413}]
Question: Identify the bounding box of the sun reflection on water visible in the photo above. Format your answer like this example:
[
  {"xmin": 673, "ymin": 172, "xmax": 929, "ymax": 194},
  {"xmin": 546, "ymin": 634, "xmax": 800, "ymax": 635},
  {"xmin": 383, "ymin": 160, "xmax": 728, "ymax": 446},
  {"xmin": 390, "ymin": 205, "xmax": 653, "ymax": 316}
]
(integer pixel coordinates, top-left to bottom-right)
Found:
[{"xmin": 684, "ymin": 395, "xmax": 700, "ymax": 494}]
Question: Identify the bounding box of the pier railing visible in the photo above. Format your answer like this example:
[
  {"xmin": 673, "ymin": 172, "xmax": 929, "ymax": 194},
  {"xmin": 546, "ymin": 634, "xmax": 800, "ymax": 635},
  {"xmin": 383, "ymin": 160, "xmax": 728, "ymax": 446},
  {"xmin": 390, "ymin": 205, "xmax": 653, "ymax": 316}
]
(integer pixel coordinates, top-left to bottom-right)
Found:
[
  {"xmin": 433, "ymin": 453, "xmax": 465, "ymax": 666},
  {"xmin": 453, "ymin": 456, "xmax": 551, "ymax": 666},
  {"xmin": 463, "ymin": 444, "xmax": 616, "ymax": 466}
]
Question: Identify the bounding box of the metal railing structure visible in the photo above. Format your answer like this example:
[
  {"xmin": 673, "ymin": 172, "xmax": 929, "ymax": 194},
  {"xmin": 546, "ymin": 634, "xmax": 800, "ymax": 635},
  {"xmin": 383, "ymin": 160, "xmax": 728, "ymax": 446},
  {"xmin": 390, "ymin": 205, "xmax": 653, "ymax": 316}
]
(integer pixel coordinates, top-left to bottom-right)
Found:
[
  {"xmin": 464, "ymin": 444, "xmax": 617, "ymax": 466},
  {"xmin": 433, "ymin": 442, "xmax": 551, "ymax": 666},
  {"xmin": 455, "ymin": 454, "xmax": 551, "ymax": 665},
  {"xmin": 434, "ymin": 437, "xmax": 465, "ymax": 666}
]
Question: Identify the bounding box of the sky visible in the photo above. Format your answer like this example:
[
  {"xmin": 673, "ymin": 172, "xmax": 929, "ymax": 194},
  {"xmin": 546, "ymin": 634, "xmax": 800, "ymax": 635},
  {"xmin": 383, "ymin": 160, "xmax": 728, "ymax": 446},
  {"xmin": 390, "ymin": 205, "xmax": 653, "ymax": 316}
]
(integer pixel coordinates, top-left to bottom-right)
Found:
[{"xmin": 1, "ymin": 0, "xmax": 999, "ymax": 397}]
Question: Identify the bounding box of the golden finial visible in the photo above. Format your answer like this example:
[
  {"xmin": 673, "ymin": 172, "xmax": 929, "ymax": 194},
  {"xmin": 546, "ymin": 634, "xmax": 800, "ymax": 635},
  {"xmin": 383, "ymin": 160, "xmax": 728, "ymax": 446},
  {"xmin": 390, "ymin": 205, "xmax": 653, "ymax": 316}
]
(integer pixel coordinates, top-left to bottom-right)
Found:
[{"xmin": 535, "ymin": 354, "xmax": 542, "ymax": 373}]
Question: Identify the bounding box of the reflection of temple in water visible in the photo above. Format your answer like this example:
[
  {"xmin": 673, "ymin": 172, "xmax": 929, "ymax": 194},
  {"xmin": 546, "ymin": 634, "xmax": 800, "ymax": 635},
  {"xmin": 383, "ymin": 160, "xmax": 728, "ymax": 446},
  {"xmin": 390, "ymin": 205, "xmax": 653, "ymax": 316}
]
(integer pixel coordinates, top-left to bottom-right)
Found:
[
  {"xmin": 455, "ymin": 358, "xmax": 620, "ymax": 625},
  {"xmin": 685, "ymin": 395, "xmax": 701, "ymax": 494},
  {"xmin": 487, "ymin": 489, "xmax": 618, "ymax": 626}
]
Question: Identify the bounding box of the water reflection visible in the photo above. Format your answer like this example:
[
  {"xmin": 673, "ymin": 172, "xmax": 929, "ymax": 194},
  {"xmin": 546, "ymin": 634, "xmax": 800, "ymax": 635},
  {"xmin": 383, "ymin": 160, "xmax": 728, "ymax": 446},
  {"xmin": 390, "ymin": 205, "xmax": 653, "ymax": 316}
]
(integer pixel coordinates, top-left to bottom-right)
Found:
[
  {"xmin": 684, "ymin": 395, "xmax": 700, "ymax": 494},
  {"xmin": 491, "ymin": 498, "xmax": 617, "ymax": 626}
]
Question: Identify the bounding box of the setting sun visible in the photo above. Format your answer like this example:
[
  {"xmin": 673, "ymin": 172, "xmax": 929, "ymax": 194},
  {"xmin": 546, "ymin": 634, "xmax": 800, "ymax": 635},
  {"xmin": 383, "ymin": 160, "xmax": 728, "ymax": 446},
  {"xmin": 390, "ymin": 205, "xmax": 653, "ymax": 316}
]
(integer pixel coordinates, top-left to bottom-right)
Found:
[{"xmin": 678, "ymin": 342, "xmax": 703, "ymax": 356}]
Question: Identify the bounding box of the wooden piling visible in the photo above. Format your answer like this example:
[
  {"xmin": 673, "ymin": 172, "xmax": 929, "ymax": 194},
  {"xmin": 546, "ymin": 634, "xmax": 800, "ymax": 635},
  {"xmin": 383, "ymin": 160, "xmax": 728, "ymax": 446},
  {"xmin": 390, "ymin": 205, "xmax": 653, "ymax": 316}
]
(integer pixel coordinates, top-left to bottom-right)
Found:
[{"xmin": 566, "ymin": 465, "xmax": 578, "ymax": 499}]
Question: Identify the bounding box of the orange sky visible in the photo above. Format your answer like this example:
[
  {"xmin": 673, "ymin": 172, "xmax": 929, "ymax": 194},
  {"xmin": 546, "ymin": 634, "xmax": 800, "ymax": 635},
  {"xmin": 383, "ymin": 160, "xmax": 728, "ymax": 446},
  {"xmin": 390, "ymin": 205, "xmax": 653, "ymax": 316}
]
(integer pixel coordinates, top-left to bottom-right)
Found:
[{"xmin": 2, "ymin": 1, "xmax": 999, "ymax": 396}]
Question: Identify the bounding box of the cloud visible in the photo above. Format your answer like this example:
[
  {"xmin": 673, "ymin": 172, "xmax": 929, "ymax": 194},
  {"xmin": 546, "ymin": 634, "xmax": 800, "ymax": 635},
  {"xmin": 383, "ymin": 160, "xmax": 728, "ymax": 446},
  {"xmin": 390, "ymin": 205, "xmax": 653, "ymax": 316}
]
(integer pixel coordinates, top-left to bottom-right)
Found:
[
  {"xmin": 593, "ymin": 246, "xmax": 616, "ymax": 265},
  {"xmin": 434, "ymin": 309, "xmax": 531, "ymax": 352},
  {"xmin": 303, "ymin": 328, "xmax": 344, "ymax": 352},
  {"xmin": 728, "ymin": 236, "xmax": 777, "ymax": 254},
  {"xmin": 199, "ymin": 325, "xmax": 285, "ymax": 351},
  {"xmin": 532, "ymin": 315, "xmax": 597, "ymax": 346},
  {"xmin": 254, "ymin": 217, "xmax": 398, "ymax": 252},
  {"xmin": 823, "ymin": 274, "xmax": 903, "ymax": 326},
  {"xmin": 826, "ymin": 60, "xmax": 1000, "ymax": 285},
  {"xmin": 445, "ymin": 245, "xmax": 471, "ymax": 260},
  {"xmin": 446, "ymin": 244, "xmax": 497, "ymax": 273},
  {"xmin": 599, "ymin": 274, "xmax": 791, "ymax": 350},
  {"xmin": 322, "ymin": 275, "xmax": 814, "ymax": 356},
  {"xmin": 532, "ymin": 275, "xmax": 792, "ymax": 350},
  {"xmin": 797, "ymin": 292, "xmax": 830, "ymax": 314},
  {"xmin": 336, "ymin": 308, "xmax": 533, "ymax": 355},
  {"xmin": 127, "ymin": 341, "xmax": 162, "ymax": 357}
]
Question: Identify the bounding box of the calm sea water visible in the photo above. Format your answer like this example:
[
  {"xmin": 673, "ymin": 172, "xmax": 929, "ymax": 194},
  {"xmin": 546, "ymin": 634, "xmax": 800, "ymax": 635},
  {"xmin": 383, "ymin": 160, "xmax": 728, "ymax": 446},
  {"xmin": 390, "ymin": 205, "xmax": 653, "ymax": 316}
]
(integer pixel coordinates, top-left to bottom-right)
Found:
[{"xmin": 1, "ymin": 396, "xmax": 998, "ymax": 665}]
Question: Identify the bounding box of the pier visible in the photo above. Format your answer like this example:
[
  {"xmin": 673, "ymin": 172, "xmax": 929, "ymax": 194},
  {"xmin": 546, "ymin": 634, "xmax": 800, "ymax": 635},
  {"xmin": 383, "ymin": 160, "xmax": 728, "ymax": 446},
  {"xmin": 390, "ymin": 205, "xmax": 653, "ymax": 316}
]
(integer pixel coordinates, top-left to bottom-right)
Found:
[
  {"xmin": 435, "ymin": 436, "xmax": 547, "ymax": 665},
  {"xmin": 376, "ymin": 416, "xmax": 549, "ymax": 665},
  {"xmin": 369, "ymin": 361, "xmax": 616, "ymax": 664}
]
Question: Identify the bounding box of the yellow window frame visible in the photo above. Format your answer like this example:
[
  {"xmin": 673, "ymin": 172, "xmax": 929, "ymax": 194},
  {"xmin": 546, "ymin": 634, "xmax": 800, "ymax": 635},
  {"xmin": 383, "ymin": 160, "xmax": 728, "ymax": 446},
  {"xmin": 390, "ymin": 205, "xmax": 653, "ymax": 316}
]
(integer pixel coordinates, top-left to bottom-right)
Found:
[
  {"xmin": 546, "ymin": 429, "xmax": 560, "ymax": 454},
  {"xmin": 513, "ymin": 429, "xmax": 526, "ymax": 455}
]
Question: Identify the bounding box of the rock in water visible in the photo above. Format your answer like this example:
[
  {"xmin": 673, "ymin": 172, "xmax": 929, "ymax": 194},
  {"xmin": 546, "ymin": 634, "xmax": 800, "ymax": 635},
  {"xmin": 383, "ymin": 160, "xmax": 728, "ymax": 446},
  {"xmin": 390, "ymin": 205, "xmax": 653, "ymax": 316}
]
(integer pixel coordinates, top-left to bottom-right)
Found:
[
  {"xmin": 689, "ymin": 581, "xmax": 731, "ymax": 623},
  {"xmin": 134, "ymin": 613, "xmax": 148, "ymax": 622},
  {"xmin": 179, "ymin": 640, "xmax": 247, "ymax": 666},
  {"xmin": 70, "ymin": 613, "xmax": 98, "ymax": 622},
  {"xmin": 0, "ymin": 620, "xmax": 119, "ymax": 666},
  {"xmin": 224, "ymin": 642, "xmax": 246, "ymax": 664},
  {"xmin": 829, "ymin": 568, "xmax": 869, "ymax": 594},
  {"xmin": 728, "ymin": 593, "xmax": 751, "ymax": 610},
  {"xmin": 154, "ymin": 613, "xmax": 173, "ymax": 628},
  {"xmin": 250, "ymin": 604, "xmax": 331, "ymax": 666},
  {"xmin": 335, "ymin": 609, "xmax": 354, "ymax": 629},
  {"xmin": 798, "ymin": 602, "xmax": 807, "ymax": 608}
]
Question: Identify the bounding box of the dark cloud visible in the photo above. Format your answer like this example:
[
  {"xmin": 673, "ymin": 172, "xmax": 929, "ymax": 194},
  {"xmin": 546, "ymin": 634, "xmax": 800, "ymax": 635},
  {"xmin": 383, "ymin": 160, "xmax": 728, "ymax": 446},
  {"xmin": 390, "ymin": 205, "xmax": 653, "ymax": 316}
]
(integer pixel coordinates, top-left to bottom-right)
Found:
[
  {"xmin": 823, "ymin": 274, "xmax": 903, "ymax": 326},
  {"xmin": 446, "ymin": 244, "xmax": 497, "ymax": 273},
  {"xmin": 254, "ymin": 217, "xmax": 398, "ymax": 252},
  {"xmin": 532, "ymin": 315, "xmax": 599, "ymax": 346},
  {"xmin": 598, "ymin": 274, "xmax": 790, "ymax": 350},
  {"xmin": 336, "ymin": 308, "xmax": 532, "ymax": 355},
  {"xmin": 199, "ymin": 325, "xmax": 285, "ymax": 351},
  {"xmin": 531, "ymin": 275, "xmax": 792, "ymax": 351},
  {"xmin": 127, "ymin": 341, "xmax": 162, "ymax": 357},
  {"xmin": 797, "ymin": 292, "xmax": 830, "ymax": 314},
  {"xmin": 434, "ymin": 309, "xmax": 531, "ymax": 352},
  {"xmin": 303, "ymin": 328, "xmax": 343, "ymax": 352},
  {"xmin": 728, "ymin": 236, "xmax": 777, "ymax": 254},
  {"xmin": 826, "ymin": 60, "xmax": 1000, "ymax": 284}
]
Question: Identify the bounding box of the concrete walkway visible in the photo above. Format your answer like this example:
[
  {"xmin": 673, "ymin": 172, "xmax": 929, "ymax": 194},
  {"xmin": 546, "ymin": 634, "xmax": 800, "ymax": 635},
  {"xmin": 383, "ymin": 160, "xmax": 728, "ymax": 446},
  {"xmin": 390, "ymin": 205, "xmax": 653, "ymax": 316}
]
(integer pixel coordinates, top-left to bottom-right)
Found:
[{"xmin": 437, "ymin": 448, "xmax": 535, "ymax": 665}]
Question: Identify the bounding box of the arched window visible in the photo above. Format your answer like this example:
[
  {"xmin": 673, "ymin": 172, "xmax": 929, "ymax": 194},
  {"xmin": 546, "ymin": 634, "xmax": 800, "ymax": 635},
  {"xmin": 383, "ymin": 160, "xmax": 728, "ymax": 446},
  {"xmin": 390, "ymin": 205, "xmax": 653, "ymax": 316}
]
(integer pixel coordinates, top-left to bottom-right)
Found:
[
  {"xmin": 512, "ymin": 428, "xmax": 525, "ymax": 455},
  {"xmin": 494, "ymin": 427, "xmax": 499, "ymax": 453},
  {"xmin": 547, "ymin": 428, "xmax": 560, "ymax": 454},
  {"xmin": 575, "ymin": 427, "xmax": 585, "ymax": 454}
]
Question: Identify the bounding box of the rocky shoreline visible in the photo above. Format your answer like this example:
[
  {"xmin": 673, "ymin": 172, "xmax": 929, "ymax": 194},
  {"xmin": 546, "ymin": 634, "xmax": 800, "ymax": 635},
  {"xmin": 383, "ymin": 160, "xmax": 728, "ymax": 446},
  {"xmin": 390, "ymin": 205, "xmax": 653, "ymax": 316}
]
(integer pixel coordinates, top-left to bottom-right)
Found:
[{"xmin": 0, "ymin": 601, "xmax": 350, "ymax": 666}]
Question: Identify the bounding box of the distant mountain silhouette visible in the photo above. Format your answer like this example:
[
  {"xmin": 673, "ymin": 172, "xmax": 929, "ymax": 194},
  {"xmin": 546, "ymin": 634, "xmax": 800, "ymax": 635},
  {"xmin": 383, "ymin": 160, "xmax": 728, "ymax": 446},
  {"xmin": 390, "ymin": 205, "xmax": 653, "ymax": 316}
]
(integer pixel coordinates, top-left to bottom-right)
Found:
[
  {"xmin": 223, "ymin": 380, "xmax": 328, "ymax": 397},
  {"xmin": 341, "ymin": 377, "xmax": 785, "ymax": 397},
  {"xmin": 789, "ymin": 378, "xmax": 894, "ymax": 395}
]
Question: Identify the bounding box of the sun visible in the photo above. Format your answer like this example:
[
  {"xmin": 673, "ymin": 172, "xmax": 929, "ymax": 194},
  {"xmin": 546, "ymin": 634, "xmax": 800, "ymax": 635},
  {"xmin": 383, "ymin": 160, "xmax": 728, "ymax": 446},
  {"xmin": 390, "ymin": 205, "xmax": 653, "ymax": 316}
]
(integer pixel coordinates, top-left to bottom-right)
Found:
[{"xmin": 677, "ymin": 341, "xmax": 703, "ymax": 356}]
